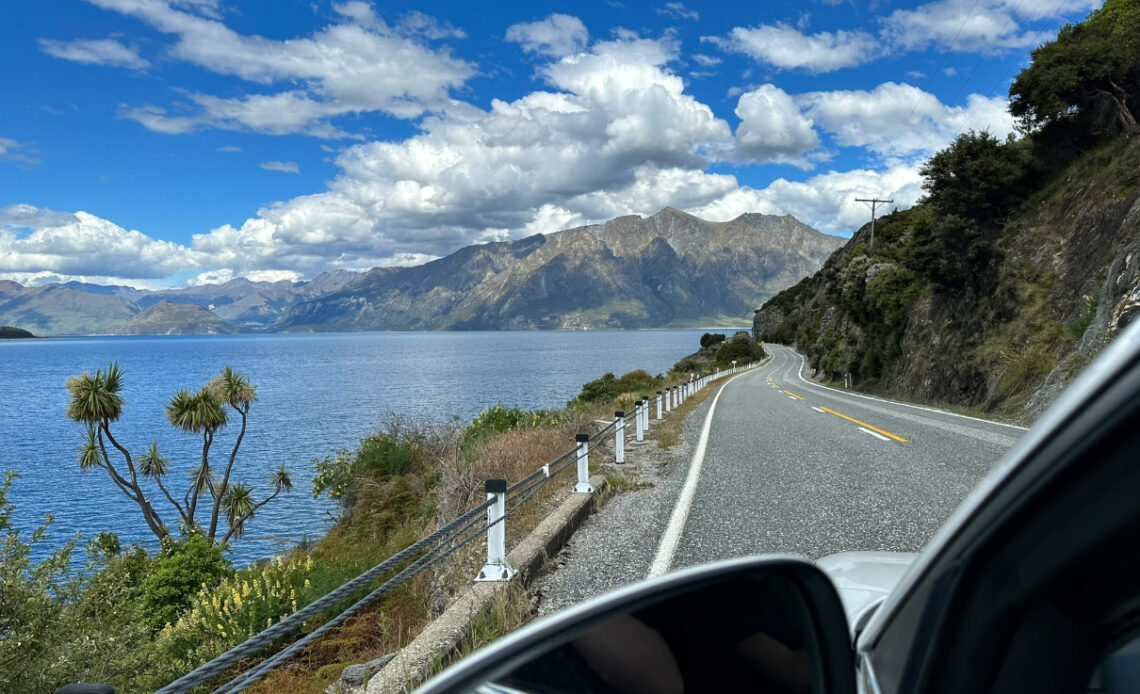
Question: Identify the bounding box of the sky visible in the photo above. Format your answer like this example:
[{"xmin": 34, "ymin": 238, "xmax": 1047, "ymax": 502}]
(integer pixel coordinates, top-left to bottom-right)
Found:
[{"xmin": 0, "ymin": 0, "xmax": 1103, "ymax": 289}]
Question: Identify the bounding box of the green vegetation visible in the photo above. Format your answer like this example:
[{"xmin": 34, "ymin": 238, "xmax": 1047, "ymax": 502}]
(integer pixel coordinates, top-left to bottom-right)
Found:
[
  {"xmin": 756, "ymin": 0, "xmax": 1140, "ymax": 416},
  {"xmin": 699, "ymin": 332, "xmax": 727, "ymax": 348},
  {"xmin": 12, "ymin": 308, "xmax": 759, "ymax": 692},
  {"xmin": 0, "ymin": 325, "xmax": 35, "ymax": 339},
  {"xmin": 65, "ymin": 364, "xmax": 293, "ymax": 545},
  {"xmin": 569, "ymin": 369, "xmax": 664, "ymax": 407}
]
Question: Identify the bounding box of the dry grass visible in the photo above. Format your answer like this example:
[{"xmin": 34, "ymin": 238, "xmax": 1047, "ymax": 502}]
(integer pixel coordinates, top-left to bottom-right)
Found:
[
  {"xmin": 250, "ymin": 417, "xmax": 599, "ymax": 693},
  {"xmin": 235, "ymin": 363, "xmax": 735, "ymax": 693},
  {"xmin": 649, "ymin": 376, "xmax": 726, "ymax": 448}
]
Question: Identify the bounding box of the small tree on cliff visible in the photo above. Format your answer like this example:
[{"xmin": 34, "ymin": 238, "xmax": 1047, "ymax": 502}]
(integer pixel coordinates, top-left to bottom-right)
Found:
[{"xmin": 66, "ymin": 364, "xmax": 292, "ymax": 545}]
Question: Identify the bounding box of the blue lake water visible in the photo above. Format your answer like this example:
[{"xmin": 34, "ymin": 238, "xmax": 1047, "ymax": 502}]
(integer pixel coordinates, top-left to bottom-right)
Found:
[{"xmin": 0, "ymin": 330, "xmax": 717, "ymax": 566}]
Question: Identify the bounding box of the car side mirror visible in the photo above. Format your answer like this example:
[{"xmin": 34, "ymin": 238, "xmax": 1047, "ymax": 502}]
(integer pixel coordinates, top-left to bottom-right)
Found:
[{"xmin": 416, "ymin": 556, "xmax": 855, "ymax": 694}]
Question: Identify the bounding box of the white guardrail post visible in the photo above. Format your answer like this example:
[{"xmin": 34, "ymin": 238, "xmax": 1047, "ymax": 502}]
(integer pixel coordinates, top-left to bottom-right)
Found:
[
  {"xmin": 635, "ymin": 401, "xmax": 644, "ymax": 442},
  {"xmin": 475, "ymin": 479, "xmax": 515, "ymax": 582},
  {"xmin": 642, "ymin": 395, "xmax": 650, "ymax": 432},
  {"xmin": 615, "ymin": 411, "xmax": 625, "ymax": 464},
  {"xmin": 656, "ymin": 390, "xmax": 663, "ymax": 420},
  {"xmin": 574, "ymin": 433, "xmax": 594, "ymax": 493},
  {"xmin": 664, "ymin": 386, "xmax": 671, "ymax": 413}
]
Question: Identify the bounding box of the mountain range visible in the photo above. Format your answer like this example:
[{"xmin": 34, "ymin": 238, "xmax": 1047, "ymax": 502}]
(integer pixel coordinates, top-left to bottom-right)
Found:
[{"xmin": 1, "ymin": 208, "xmax": 843, "ymax": 335}]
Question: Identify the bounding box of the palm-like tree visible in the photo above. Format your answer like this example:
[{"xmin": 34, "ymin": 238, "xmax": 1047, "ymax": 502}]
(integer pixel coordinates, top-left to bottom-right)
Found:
[
  {"xmin": 166, "ymin": 385, "xmax": 228, "ymax": 526},
  {"xmin": 65, "ymin": 364, "xmax": 291, "ymax": 547},
  {"xmin": 219, "ymin": 464, "xmax": 293, "ymax": 544},
  {"xmin": 204, "ymin": 367, "xmax": 257, "ymax": 542},
  {"xmin": 66, "ymin": 363, "xmax": 168, "ymax": 541}
]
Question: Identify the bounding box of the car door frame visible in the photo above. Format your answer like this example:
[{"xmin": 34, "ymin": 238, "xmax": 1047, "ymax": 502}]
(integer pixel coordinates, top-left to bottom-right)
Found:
[{"xmin": 857, "ymin": 321, "xmax": 1140, "ymax": 694}]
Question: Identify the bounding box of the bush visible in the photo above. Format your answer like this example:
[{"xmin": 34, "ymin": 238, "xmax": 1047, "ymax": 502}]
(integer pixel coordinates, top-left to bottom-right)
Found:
[
  {"xmin": 699, "ymin": 332, "xmax": 726, "ymax": 349},
  {"xmin": 357, "ymin": 431, "xmax": 417, "ymax": 477},
  {"xmin": 0, "ymin": 472, "xmax": 74, "ymax": 693},
  {"xmin": 141, "ymin": 533, "xmax": 231, "ymax": 632},
  {"xmin": 714, "ymin": 333, "xmax": 765, "ymax": 365},
  {"xmin": 570, "ymin": 369, "xmax": 663, "ymax": 405},
  {"xmin": 466, "ymin": 405, "xmax": 562, "ymax": 442},
  {"xmin": 159, "ymin": 553, "xmax": 318, "ymax": 663}
]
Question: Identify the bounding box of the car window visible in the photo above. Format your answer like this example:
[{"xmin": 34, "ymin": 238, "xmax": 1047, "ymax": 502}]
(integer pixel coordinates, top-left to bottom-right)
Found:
[{"xmin": 1088, "ymin": 633, "xmax": 1140, "ymax": 692}]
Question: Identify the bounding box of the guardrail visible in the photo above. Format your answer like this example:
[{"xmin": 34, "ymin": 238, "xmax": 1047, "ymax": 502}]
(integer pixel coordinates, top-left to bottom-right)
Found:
[{"xmin": 61, "ymin": 361, "xmax": 760, "ymax": 694}]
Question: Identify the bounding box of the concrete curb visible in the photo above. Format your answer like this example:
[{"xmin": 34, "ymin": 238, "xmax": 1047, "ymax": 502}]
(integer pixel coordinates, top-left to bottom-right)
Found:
[{"xmin": 363, "ymin": 473, "xmax": 608, "ymax": 694}]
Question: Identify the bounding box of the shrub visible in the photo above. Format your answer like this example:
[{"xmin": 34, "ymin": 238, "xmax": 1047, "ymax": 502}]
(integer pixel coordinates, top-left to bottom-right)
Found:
[
  {"xmin": 466, "ymin": 405, "xmax": 562, "ymax": 442},
  {"xmin": 571, "ymin": 369, "xmax": 663, "ymax": 405},
  {"xmin": 714, "ymin": 333, "xmax": 765, "ymax": 365},
  {"xmin": 358, "ymin": 432, "xmax": 417, "ymax": 477},
  {"xmin": 0, "ymin": 472, "xmax": 74, "ymax": 693},
  {"xmin": 159, "ymin": 553, "xmax": 318, "ymax": 663},
  {"xmin": 141, "ymin": 533, "xmax": 231, "ymax": 632},
  {"xmin": 699, "ymin": 332, "xmax": 727, "ymax": 349}
]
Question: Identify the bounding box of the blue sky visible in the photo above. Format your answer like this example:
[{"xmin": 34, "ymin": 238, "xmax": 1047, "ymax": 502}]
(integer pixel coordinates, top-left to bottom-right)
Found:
[{"xmin": 0, "ymin": 0, "xmax": 1102, "ymax": 288}]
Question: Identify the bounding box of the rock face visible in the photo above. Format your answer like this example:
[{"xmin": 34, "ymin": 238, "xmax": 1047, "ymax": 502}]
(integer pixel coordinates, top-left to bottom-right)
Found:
[
  {"xmin": 278, "ymin": 208, "xmax": 843, "ymax": 331},
  {"xmin": 109, "ymin": 301, "xmax": 239, "ymax": 335},
  {"xmin": 754, "ymin": 137, "xmax": 1140, "ymax": 421}
]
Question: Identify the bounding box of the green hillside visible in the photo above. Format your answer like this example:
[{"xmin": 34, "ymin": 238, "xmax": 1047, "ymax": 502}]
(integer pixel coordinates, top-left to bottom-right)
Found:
[{"xmin": 754, "ymin": 0, "xmax": 1140, "ymax": 421}]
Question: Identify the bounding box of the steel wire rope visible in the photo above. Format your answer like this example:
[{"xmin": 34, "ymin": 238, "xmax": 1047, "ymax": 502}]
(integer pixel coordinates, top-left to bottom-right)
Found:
[
  {"xmin": 948, "ymin": 0, "xmax": 1073, "ymax": 139},
  {"xmin": 589, "ymin": 420, "xmax": 618, "ymax": 443},
  {"xmin": 903, "ymin": 0, "xmax": 983, "ymax": 127},
  {"xmin": 154, "ymin": 496, "xmax": 496, "ymax": 694},
  {"xmin": 506, "ymin": 446, "xmax": 577, "ymax": 495},
  {"xmin": 211, "ymin": 509, "xmax": 503, "ymax": 694},
  {"xmin": 184, "ymin": 407, "xmax": 662, "ymax": 691},
  {"xmin": 212, "ymin": 430, "xmax": 612, "ymax": 692},
  {"xmin": 944, "ymin": 0, "xmax": 1029, "ymax": 108},
  {"xmin": 217, "ymin": 474, "xmax": 568, "ymax": 693}
]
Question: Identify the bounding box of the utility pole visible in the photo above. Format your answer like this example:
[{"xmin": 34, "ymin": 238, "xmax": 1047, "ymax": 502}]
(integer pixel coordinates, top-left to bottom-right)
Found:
[{"xmin": 855, "ymin": 197, "xmax": 893, "ymax": 250}]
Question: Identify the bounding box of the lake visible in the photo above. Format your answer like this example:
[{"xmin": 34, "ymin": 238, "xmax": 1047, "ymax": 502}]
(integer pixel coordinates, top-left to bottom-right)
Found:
[{"xmin": 0, "ymin": 330, "xmax": 718, "ymax": 566}]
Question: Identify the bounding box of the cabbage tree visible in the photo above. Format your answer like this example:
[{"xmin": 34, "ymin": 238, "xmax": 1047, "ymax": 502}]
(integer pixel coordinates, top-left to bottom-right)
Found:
[{"xmin": 66, "ymin": 364, "xmax": 292, "ymax": 545}]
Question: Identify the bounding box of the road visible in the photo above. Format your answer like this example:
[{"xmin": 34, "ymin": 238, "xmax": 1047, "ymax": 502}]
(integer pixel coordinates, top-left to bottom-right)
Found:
[
  {"xmin": 666, "ymin": 344, "xmax": 1022, "ymax": 569},
  {"xmin": 536, "ymin": 343, "xmax": 1026, "ymax": 612}
]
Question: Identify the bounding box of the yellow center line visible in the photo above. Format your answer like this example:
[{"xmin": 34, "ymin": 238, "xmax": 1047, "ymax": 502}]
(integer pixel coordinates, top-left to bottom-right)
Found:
[
  {"xmin": 819, "ymin": 406, "xmax": 909, "ymax": 442},
  {"xmin": 782, "ymin": 390, "xmax": 805, "ymax": 401}
]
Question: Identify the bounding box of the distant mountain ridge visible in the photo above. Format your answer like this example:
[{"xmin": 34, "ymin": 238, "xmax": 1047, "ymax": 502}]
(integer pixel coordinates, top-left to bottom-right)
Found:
[
  {"xmin": 0, "ymin": 208, "xmax": 843, "ymax": 335},
  {"xmin": 0, "ymin": 271, "xmax": 361, "ymax": 336},
  {"xmin": 278, "ymin": 208, "xmax": 844, "ymax": 331}
]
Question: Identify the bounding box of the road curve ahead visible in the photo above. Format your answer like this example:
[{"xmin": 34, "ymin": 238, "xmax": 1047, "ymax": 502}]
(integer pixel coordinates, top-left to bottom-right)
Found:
[{"xmin": 666, "ymin": 344, "xmax": 1024, "ymax": 571}]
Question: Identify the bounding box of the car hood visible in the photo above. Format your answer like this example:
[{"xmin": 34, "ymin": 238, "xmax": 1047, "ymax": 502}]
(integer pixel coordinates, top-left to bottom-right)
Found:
[{"xmin": 816, "ymin": 551, "xmax": 918, "ymax": 636}]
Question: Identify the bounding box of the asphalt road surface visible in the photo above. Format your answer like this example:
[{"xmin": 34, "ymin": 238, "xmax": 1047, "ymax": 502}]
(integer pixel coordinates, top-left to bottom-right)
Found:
[{"xmin": 667, "ymin": 344, "xmax": 1023, "ymax": 570}]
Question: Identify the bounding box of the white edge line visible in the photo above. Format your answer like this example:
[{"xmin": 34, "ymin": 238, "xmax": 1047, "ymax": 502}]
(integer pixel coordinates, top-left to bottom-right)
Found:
[
  {"xmin": 647, "ymin": 367, "xmax": 758, "ymax": 578},
  {"xmin": 811, "ymin": 406, "xmax": 825, "ymax": 413},
  {"xmin": 858, "ymin": 427, "xmax": 890, "ymax": 441},
  {"xmin": 786, "ymin": 346, "xmax": 1028, "ymax": 431}
]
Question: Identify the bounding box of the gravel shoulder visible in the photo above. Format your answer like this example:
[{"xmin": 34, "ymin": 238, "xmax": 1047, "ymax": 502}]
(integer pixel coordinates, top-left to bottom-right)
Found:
[{"xmin": 534, "ymin": 396, "xmax": 714, "ymax": 616}]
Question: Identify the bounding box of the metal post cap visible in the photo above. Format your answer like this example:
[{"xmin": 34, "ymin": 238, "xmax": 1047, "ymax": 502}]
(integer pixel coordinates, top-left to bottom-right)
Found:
[
  {"xmin": 615, "ymin": 410, "xmax": 624, "ymax": 417},
  {"xmin": 575, "ymin": 433, "xmax": 590, "ymax": 442},
  {"xmin": 485, "ymin": 479, "xmax": 507, "ymax": 494}
]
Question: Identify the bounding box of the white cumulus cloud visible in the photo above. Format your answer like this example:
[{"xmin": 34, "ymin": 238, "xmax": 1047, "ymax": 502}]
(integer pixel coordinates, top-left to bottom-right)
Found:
[
  {"xmin": 0, "ymin": 205, "xmax": 201, "ymax": 280},
  {"xmin": 505, "ymin": 14, "xmax": 589, "ymax": 58},
  {"xmin": 86, "ymin": 0, "xmax": 473, "ymax": 138},
  {"xmin": 733, "ymin": 84, "xmax": 821, "ymax": 165},
  {"xmin": 704, "ymin": 24, "xmax": 881, "ymax": 73},
  {"xmin": 798, "ymin": 82, "xmax": 1015, "ymax": 156}
]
